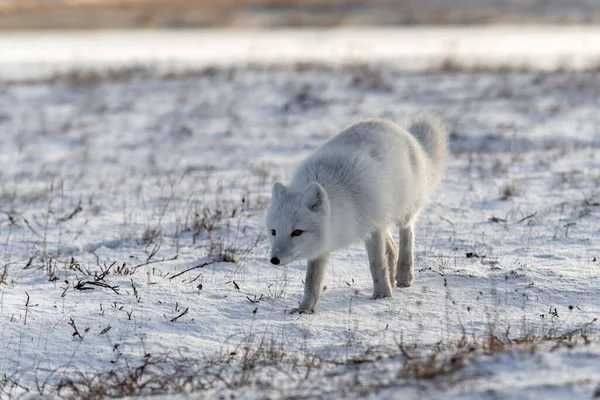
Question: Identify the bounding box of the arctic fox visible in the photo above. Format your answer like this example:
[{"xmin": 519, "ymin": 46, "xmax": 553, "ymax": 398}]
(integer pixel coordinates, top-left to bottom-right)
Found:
[{"xmin": 266, "ymin": 113, "xmax": 448, "ymax": 313}]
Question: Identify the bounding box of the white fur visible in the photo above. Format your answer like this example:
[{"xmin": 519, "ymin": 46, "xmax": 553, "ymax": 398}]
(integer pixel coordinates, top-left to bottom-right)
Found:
[{"xmin": 266, "ymin": 112, "xmax": 448, "ymax": 313}]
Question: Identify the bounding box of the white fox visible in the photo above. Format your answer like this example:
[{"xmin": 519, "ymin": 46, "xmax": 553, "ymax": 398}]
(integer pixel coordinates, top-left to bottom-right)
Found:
[{"xmin": 266, "ymin": 113, "xmax": 448, "ymax": 313}]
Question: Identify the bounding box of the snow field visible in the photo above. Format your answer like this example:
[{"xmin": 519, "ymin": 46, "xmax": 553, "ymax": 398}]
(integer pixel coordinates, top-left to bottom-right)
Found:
[{"xmin": 0, "ymin": 64, "xmax": 599, "ymax": 399}]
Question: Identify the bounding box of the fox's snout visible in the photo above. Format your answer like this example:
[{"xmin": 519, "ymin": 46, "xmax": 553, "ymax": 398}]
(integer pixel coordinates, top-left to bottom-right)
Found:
[{"xmin": 270, "ymin": 257, "xmax": 280, "ymax": 265}]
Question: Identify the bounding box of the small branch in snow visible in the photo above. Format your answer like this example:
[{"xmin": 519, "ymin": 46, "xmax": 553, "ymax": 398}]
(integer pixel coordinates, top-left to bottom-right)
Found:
[
  {"xmin": 22, "ymin": 218, "xmax": 42, "ymax": 237},
  {"xmin": 24, "ymin": 291, "xmax": 38, "ymax": 307},
  {"xmin": 131, "ymin": 254, "xmax": 178, "ymax": 274},
  {"xmin": 145, "ymin": 243, "xmax": 160, "ymax": 262},
  {"xmin": 23, "ymin": 252, "xmax": 38, "ymax": 270},
  {"xmin": 557, "ymin": 317, "xmax": 598, "ymax": 341},
  {"xmin": 246, "ymin": 294, "xmax": 264, "ymax": 303},
  {"xmin": 94, "ymin": 261, "xmax": 115, "ymax": 282},
  {"xmin": 170, "ymin": 307, "xmax": 189, "ymax": 322},
  {"xmin": 187, "ymin": 273, "xmax": 202, "ymax": 284},
  {"xmin": 131, "ymin": 278, "xmax": 141, "ymax": 302},
  {"xmin": 100, "ymin": 324, "xmax": 112, "ymax": 335},
  {"xmin": 57, "ymin": 199, "xmax": 82, "ymax": 222},
  {"xmin": 225, "ymin": 280, "xmax": 240, "ymax": 290},
  {"xmin": 0, "ymin": 263, "xmax": 8, "ymax": 284},
  {"xmin": 74, "ymin": 280, "xmax": 120, "ymax": 294},
  {"xmin": 517, "ymin": 212, "xmax": 537, "ymax": 224},
  {"xmin": 396, "ymin": 334, "xmax": 414, "ymax": 360},
  {"xmin": 563, "ymin": 222, "xmax": 576, "ymax": 237},
  {"xmin": 584, "ymin": 199, "xmax": 600, "ymax": 207},
  {"xmin": 169, "ymin": 260, "xmax": 215, "ymax": 280},
  {"xmin": 61, "ymin": 281, "xmax": 71, "ymax": 297},
  {"xmin": 24, "ymin": 291, "xmax": 38, "ymax": 325},
  {"xmin": 68, "ymin": 317, "xmax": 82, "ymax": 338}
]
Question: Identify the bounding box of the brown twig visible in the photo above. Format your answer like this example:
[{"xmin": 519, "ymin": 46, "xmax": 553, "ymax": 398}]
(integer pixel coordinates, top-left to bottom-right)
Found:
[
  {"xmin": 74, "ymin": 280, "xmax": 120, "ymax": 294},
  {"xmin": 517, "ymin": 212, "xmax": 537, "ymax": 223},
  {"xmin": 170, "ymin": 307, "xmax": 189, "ymax": 322},
  {"xmin": 131, "ymin": 255, "xmax": 178, "ymax": 274},
  {"xmin": 100, "ymin": 324, "xmax": 112, "ymax": 335},
  {"xmin": 57, "ymin": 199, "xmax": 83, "ymax": 222},
  {"xmin": 22, "ymin": 218, "xmax": 42, "ymax": 237},
  {"xmin": 68, "ymin": 317, "xmax": 82, "ymax": 338},
  {"xmin": 169, "ymin": 260, "xmax": 214, "ymax": 280},
  {"xmin": 24, "ymin": 291, "xmax": 39, "ymax": 325}
]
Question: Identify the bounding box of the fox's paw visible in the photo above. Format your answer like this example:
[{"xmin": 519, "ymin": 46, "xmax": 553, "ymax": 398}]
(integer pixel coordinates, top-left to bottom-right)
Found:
[
  {"xmin": 396, "ymin": 270, "xmax": 414, "ymax": 288},
  {"xmin": 371, "ymin": 289, "xmax": 393, "ymax": 299},
  {"xmin": 289, "ymin": 307, "xmax": 314, "ymax": 315}
]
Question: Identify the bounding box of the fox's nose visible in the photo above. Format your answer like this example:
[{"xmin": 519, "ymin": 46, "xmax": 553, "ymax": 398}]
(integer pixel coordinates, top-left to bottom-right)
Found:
[{"xmin": 270, "ymin": 257, "xmax": 280, "ymax": 265}]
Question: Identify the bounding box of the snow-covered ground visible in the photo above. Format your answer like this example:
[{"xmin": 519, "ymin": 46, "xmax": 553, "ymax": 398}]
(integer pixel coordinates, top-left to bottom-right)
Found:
[
  {"xmin": 2, "ymin": 27, "xmax": 600, "ymax": 81},
  {"xmin": 0, "ymin": 33, "xmax": 599, "ymax": 398}
]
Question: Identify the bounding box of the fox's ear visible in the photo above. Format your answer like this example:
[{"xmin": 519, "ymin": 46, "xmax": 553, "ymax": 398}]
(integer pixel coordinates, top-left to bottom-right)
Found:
[
  {"xmin": 272, "ymin": 182, "xmax": 287, "ymax": 199},
  {"xmin": 303, "ymin": 182, "xmax": 328, "ymax": 212}
]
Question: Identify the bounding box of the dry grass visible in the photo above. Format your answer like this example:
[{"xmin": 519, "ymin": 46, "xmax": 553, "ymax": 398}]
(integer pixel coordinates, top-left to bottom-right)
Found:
[
  {"xmin": 2, "ymin": 0, "xmax": 600, "ymax": 29},
  {"xmin": 500, "ymin": 182, "xmax": 520, "ymax": 201},
  {"xmin": 8, "ymin": 59, "xmax": 600, "ymax": 87},
  {"xmin": 348, "ymin": 65, "xmax": 393, "ymax": 92},
  {"xmin": 2, "ymin": 321, "xmax": 595, "ymax": 399},
  {"xmin": 141, "ymin": 226, "xmax": 162, "ymax": 245},
  {"xmin": 206, "ymin": 237, "xmax": 238, "ymax": 263}
]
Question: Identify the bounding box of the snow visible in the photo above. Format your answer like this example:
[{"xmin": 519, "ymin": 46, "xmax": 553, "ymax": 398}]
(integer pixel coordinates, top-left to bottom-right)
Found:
[
  {"xmin": 2, "ymin": 27, "xmax": 600, "ymax": 81},
  {"xmin": 0, "ymin": 31, "xmax": 599, "ymax": 399}
]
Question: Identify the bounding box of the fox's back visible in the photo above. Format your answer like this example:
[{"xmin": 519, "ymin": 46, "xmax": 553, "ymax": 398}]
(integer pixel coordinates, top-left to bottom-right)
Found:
[
  {"xmin": 321, "ymin": 118, "xmax": 430, "ymax": 189},
  {"xmin": 290, "ymin": 119, "xmax": 431, "ymax": 246}
]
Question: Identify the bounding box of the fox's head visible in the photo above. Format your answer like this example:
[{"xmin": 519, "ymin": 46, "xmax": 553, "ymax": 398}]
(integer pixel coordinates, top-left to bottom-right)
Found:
[{"xmin": 265, "ymin": 181, "xmax": 330, "ymax": 266}]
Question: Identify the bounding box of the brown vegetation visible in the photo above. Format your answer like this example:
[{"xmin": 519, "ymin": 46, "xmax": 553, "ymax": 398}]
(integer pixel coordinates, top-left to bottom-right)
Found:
[{"xmin": 1, "ymin": 0, "xmax": 600, "ymax": 30}]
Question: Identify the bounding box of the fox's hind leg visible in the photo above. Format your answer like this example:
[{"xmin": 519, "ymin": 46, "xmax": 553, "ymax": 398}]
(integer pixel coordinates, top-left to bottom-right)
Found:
[
  {"xmin": 385, "ymin": 229, "xmax": 398, "ymax": 288},
  {"xmin": 396, "ymin": 224, "xmax": 415, "ymax": 287},
  {"xmin": 365, "ymin": 230, "xmax": 393, "ymax": 299}
]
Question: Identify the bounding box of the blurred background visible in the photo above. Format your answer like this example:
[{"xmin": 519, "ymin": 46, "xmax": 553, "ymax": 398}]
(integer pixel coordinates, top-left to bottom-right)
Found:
[{"xmin": 1, "ymin": 0, "xmax": 599, "ymax": 30}]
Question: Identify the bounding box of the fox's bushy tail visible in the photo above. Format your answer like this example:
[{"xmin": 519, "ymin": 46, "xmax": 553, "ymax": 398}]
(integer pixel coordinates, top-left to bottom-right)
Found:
[{"xmin": 408, "ymin": 111, "xmax": 448, "ymax": 176}]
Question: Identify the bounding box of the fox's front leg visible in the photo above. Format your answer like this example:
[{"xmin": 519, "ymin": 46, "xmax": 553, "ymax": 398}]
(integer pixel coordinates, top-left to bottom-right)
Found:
[
  {"xmin": 290, "ymin": 254, "xmax": 328, "ymax": 314},
  {"xmin": 365, "ymin": 230, "xmax": 393, "ymax": 299}
]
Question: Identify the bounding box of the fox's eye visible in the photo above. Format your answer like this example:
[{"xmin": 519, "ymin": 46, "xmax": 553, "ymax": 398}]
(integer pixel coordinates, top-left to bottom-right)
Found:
[
  {"xmin": 291, "ymin": 230, "xmax": 303, "ymax": 237},
  {"xmin": 271, "ymin": 229, "xmax": 276, "ymax": 236}
]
